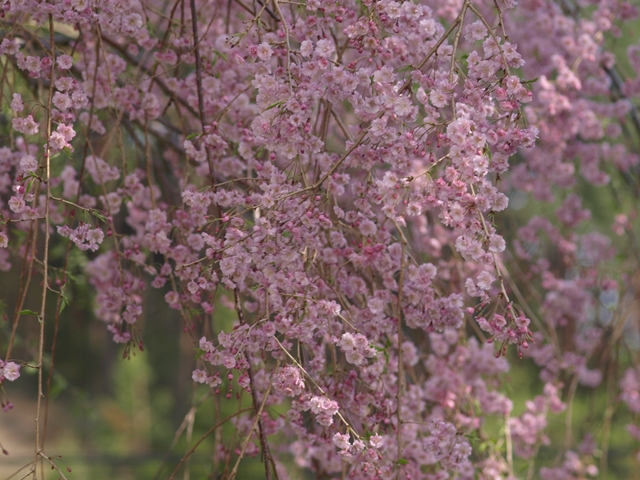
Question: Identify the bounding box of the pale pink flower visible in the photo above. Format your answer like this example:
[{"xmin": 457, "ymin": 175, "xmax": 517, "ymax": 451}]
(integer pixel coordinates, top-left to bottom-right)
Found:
[
  {"xmin": 256, "ymin": 42, "xmax": 273, "ymax": 61},
  {"xmin": 11, "ymin": 93, "xmax": 23, "ymax": 112},
  {"xmin": 1, "ymin": 361, "xmax": 20, "ymax": 382},
  {"xmin": 57, "ymin": 54, "xmax": 73, "ymax": 69}
]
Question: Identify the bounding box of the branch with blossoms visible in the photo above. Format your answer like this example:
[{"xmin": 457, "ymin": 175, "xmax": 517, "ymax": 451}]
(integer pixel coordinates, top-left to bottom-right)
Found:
[{"xmin": 1, "ymin": 0, "xmax": 640, "ymax": 479}]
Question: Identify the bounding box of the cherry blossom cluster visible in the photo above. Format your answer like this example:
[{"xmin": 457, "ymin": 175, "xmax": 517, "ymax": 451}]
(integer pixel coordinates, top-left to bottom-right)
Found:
[
  {"xmin": 1, "ymin": 0, "xmax": 640, "ymax": 478},
  {"xmin": 338, "ymin": 332, "xmax": 378, "ymax": 366},
  {"xmin": 57, "ymin": 223, "xmax": 105, "ymax": 252}
]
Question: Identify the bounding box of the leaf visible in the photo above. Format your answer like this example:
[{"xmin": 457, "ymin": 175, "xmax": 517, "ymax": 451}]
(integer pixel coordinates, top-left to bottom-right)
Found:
[
  {"xmin": 59, "ymin": 297, "xmax": 69, "ymax": 315},
  {"xmin": 90, "ymin": 210, "xmax": 108, "ymax": 223},
  {"xmin": 483, "ymin": 144, "xmax": 493, "ymax": 161},
  {"xmin": 397, "ymin": 458, "xmax": 409, "ymax": 465},
  {"xmin": 19, "ymin": 309, "xmax": 39, "ymax": 316},
  {"xmin": 25, "ymin": 177, "xmax": 35, "ymax": 196},
  {"xmin": 213, "ymin": 49, "xmax": 228, "ymax": 61},
  {"xmin": 265, "ymin": 101, "xmax": 283, "ymax": 111},
  {"xmin": 395, "ymin": 64, "xmax": 414, "ymax": 73}
]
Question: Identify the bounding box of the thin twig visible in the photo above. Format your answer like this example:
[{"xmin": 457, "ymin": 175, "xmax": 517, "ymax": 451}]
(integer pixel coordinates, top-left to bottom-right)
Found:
[
  {"xmin": 228, "ymin": 382, "xmax": 274, "ymax": 480},
  {"xmin": 167, "ymin": 407, "xmax": 253, "ymax": 480},
  {"xmin": 32, "ymin": 15, "xmax": 56, "ymax": 477},
  {"xmin": 234, "ymin": 288, "xmax": 276, "ymax": 479}
]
